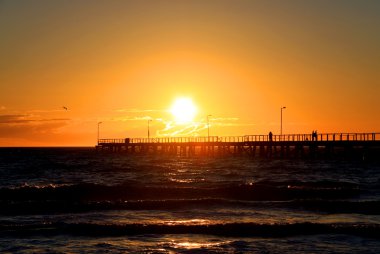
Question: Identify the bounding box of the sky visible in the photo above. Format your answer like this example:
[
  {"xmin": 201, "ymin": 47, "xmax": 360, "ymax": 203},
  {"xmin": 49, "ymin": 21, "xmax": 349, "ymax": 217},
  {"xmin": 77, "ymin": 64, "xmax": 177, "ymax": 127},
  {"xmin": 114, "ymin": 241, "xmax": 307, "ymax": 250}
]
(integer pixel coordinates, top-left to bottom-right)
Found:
[{"xmin": 0, "ymin": 0, "xmax": 379, "ymax": 146}]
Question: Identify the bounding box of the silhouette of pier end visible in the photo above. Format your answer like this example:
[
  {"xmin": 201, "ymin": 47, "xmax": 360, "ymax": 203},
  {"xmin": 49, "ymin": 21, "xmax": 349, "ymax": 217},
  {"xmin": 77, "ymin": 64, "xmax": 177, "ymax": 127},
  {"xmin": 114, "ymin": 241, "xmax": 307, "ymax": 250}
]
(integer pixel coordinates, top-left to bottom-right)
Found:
[{"xmin": 96, "ymin": 132, "xmax": 380, "ymax": 159}]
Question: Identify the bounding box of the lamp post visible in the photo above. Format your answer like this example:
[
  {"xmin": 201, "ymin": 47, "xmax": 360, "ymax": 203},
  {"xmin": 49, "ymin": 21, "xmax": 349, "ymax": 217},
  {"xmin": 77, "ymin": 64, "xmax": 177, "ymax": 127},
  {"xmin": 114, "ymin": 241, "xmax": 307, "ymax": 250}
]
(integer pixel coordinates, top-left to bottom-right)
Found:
[
  {"xmin": 207, "ymin": 115, "xmax": 212, "ymax": 142},
  {"xmin": 280, "ymin": 106, "xmax": 286, "ymax": 136},
  {"xmin": 148, "ymin": 119, "xmax": 152, "ymax": 141},
  {"xmin": 97, "ymin": 122, "xmax": 102, "ymax": 144}
]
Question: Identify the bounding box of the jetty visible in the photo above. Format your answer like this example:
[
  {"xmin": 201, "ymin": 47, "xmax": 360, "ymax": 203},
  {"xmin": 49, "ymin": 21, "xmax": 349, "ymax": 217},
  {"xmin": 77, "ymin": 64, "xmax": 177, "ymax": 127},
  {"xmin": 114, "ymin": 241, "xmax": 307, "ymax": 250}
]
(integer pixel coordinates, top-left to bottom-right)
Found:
[{"xmin": 96, "ymin": 132, "xmax": 380, "ymax": 159}]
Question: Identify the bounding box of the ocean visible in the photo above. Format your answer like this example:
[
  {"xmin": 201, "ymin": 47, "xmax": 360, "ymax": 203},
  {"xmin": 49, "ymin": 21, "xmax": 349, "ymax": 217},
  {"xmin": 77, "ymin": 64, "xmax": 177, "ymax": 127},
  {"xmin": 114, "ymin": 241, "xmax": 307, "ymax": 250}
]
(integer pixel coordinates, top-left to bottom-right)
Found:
[{"xmin": 0, "ymin": 147, "xmax": 379, "ymax": 253}]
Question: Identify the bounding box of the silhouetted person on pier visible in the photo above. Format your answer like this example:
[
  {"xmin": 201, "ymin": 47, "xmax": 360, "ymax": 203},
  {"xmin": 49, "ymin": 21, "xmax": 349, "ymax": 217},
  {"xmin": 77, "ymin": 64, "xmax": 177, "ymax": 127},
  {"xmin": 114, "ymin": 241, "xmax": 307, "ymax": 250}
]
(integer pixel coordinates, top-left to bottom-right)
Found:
[
  {"xmin": 269, "ymin": 131, "xmax": 273, "ymax": 142},
  {"xmin": 312, "ymin": 130, "xmax": 318, "ymax": 141}
]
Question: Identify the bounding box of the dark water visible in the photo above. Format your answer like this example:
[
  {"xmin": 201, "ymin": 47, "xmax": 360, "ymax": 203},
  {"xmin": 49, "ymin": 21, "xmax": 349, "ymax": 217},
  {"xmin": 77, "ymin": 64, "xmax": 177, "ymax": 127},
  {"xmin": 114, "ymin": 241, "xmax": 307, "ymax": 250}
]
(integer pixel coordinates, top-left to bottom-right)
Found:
[{"xmin": 0, "ymin": 148, "xmax": 379, "ymax": 253}]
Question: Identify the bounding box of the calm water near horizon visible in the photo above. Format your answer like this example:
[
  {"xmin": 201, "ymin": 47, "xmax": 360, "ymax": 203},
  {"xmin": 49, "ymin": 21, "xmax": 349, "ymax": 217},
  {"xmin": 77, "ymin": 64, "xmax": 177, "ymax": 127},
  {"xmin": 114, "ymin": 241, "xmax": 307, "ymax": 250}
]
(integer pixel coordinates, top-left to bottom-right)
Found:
[{"xmin": 0, "ymin": 147, "xmax": 379, "ymax": 253}]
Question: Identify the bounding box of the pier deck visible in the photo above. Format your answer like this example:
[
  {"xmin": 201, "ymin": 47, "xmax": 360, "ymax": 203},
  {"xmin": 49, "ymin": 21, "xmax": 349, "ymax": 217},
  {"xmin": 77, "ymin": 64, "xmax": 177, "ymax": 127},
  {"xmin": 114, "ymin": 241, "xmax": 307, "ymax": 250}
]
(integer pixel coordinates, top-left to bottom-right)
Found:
[{"xmin": 96, "ymin": 132, "xmax": 380, "ymax": 159}]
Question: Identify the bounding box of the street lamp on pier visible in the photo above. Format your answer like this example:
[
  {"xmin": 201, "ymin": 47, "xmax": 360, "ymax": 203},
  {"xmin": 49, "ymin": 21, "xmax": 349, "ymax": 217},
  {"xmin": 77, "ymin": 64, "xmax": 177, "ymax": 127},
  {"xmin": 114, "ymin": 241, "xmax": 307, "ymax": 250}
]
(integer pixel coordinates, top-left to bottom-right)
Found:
[
  {"xmin": 97, "ymin": 122, "xmax": 102, "ymax": 144},
  {"xmin": 280, "ymin": 106, "xmax": 286, "ymax": 136},
  {"xmin": 148, "ymin": 119, "xmax": 152, "ymax": 141},
  {"xmin": 207, "ymin": 115, "xmax": 212, "ymax": 142}
]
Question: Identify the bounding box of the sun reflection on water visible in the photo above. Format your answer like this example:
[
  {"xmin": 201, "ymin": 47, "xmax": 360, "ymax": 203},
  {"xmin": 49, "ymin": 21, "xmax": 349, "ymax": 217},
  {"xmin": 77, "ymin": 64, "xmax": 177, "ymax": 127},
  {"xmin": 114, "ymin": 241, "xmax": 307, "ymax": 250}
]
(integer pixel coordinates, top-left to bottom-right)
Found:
[
  {"xmin": 164, "ymin": 219, "xmax": 211, "ymax": 226},
  {"xmin": 163, "ymin": 236, "xmax": 231, "ymax": 251},
  {"xmin": 169, "ymin": 177, "xmax": 205, "ymax": 183},
  {"xmin": 171, "ymin": 240, "xmax": 223, "ymax": 250}
]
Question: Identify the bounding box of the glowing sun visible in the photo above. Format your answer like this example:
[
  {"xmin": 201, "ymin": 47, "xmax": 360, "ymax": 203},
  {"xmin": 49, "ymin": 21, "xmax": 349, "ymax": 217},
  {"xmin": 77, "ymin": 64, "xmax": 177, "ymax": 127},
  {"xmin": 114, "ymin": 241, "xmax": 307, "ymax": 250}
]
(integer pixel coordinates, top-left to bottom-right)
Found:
[{"xmin": 170, "ymin": 98, "xmax": 197, "ymax": 123}]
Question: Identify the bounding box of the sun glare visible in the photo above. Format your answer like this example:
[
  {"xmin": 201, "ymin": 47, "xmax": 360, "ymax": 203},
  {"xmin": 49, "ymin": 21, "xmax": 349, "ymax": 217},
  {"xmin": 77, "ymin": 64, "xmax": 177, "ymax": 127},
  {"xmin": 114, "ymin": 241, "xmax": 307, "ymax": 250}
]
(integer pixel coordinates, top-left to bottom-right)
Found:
[{"xmin": 170, "ymin": 98, "xmax": 197, "ymax": 124}]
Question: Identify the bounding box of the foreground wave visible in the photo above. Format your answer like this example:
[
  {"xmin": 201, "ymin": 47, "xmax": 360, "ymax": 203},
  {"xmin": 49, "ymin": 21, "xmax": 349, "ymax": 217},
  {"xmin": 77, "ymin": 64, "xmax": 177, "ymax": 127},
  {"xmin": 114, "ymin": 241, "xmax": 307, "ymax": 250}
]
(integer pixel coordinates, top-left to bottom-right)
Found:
[
  {"xmin": 0, "ymin": 181, "xmax": 361, "ymax": 202},
  {"xmin": 1, "ymin": 199, "xmax": 379, "ymax": 215},
  {"xmin": 1, "ymin": 222, "xmax": 379, "ymax": 238}
]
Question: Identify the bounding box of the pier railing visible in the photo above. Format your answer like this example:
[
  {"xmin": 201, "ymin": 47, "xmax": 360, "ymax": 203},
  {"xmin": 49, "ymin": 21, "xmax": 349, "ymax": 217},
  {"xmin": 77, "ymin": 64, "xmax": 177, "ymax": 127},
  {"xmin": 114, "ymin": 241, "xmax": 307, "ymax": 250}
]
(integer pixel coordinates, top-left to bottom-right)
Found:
[
  {"xmin": 98, "ymin": 132, "xmax": 380, "ymax": 145},
  {"xmin": 245, "ymin": 133, "xmax": 380, "ymax": 142}
]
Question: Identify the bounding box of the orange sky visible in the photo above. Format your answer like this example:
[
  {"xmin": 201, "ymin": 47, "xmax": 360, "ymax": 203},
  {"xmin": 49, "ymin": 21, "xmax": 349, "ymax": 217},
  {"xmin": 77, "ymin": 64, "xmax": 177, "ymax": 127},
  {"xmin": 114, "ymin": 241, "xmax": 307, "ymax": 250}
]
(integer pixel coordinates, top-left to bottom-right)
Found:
[{"xmin": 1, "ymin": 0, "xmax": 379, "ymax": 146}]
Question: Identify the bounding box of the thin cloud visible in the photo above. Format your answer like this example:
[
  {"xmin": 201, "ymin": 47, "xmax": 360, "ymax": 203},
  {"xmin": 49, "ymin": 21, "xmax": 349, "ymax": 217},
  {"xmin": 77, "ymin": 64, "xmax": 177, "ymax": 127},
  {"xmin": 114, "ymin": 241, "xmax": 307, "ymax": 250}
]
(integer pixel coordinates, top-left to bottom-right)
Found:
[
  {"xmin": 212, "ymin": 122, "xmax": 258, "ymax": 127},
  {"xmin": 0, "ymin": 115, "xmax": 27, "ymax": 123},
  {"xmin": 0, "ymin": 115, "xmax": 70, "ymax": 124},
  {"xmin": 209, "ymin": 117, "xmax": 240, "ymax": 122},
  {"xmin": 115, "ymin": 108, "xmax": 166, "ymax": 113},
  {"xmin": 152, "ymin": 116, "xmax": 247, "ymax": 137},
  {"xmin": 111, "ymin": 116, "xmax": 153, "ymax": 122},
  {"xmin": 157, "ymin": 120, "xmax": 208, "ymax": 137},
  {"xmin": 0, "ymin": 119, "xmax": 68, "ymax": 139},
  {"xmin": 26, "ymin": 108, "xmax": 69, "ymax": 113},
  {"xmin": 100, "ymin": 112, "xmax": 253, "ymax": 137}
]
